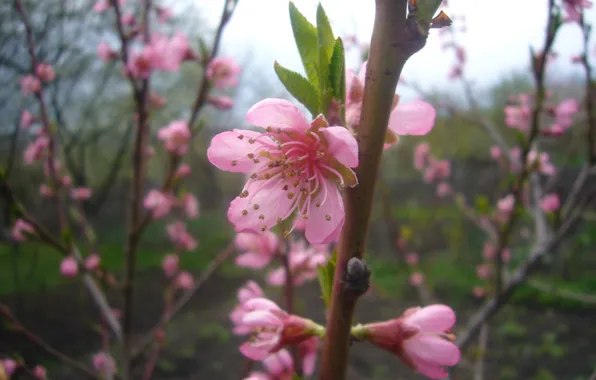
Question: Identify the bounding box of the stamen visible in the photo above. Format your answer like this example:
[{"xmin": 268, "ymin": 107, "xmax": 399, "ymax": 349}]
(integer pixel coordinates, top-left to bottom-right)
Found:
[
  {"xmin": 237, "ymin": 134, "xmax": 244, "ymax": 140},
  {"xmin": 325, "ymin": 215, "xmax": 331, "ymax": 221},
  {"xmin": 231, "ymin": 160, "xmax": 238, "ymax": 166},
  {"xmin": 241, "ymin": 210, "xmax": 248, "ymax": 216},
  {"xmin": 253, "ymin": 204, "xmax": 260, "ymax": 210}
]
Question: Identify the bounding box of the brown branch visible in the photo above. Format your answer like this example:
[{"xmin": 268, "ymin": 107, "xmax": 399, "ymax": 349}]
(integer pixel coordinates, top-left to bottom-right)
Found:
[
  {"xmin": 456, "ymin": 185, "xmax": 595, "ymax": 349},
  {"xmin": 0, "ymin": 303, "xmax": 104, "ymax": 380},
  {"xmin": 579, "ymin": 11, "xmax": 596, "ymax": 164},
  {"xmin": 318, "ymin": 1, "xmax": 425, "ymax": 378},
  {"xmin": 473, "ymin": 323, "xmax": 489, "ymax": 380},
  {"xmin": 131, "ymin": 245, "xmax": 233, "ymax": 360}
]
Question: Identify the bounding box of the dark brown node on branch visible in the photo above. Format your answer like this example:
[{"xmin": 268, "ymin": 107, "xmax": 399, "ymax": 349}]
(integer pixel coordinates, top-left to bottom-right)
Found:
[{"xmin": 342, "ymin": 257, "xmax": 371, "ymax": 295}]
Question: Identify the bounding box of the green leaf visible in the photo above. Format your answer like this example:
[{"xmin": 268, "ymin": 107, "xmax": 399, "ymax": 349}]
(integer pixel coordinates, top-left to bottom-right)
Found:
[
  {"xmin": 328, "ymin": 37, "xmax": 346, "ymax": 121},
  {"xmin": 317, "ymin": 249, "xmax": 337, "ymax": 309},
  {"xmin": 289, "ymin": 2, "xmax": 320, "ymax": 89},
  {"xmin": 316, "ymin": 3, "xmax": 335, "ymax": 111},
  {"xmin": 292, "ymin": 374, "xmax": 302, "ymax": 380},
  {"xmin": 274, "ymin": 61, "xmax": 320, "ymax": 116}
]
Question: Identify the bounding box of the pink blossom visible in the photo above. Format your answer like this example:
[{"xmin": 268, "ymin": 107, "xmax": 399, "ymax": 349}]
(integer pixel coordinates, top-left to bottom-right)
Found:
[
  {"xmin": 92, "ymin": 352, "xmax": 116, "ymax": 377},
  {"xmin": 473, "ymin": 286, "xmax": 485, "ymax": 298},
  {"xmin": 483, "ymin": 242, "xmax": 495, "ymax": 259},
  {"xmin": 267, "ymin": 241, "xmax": 328, "ymax": 286},
  {"xmin": 143, "ymin": 190, "xmax": 174, "ymax": 219},
  {"xmin": 476, "ymin": 264, "xmax": 492, "ymax": 280},
  {"xmin": 413, "ymin": 143, "xmax": 431, "ymax": 170},
  {"xmin": 33, "ymin": 365, "xmax": 47, "ymax": 379},
  {"xmin": 553, "ymin": 98, "xmax": 579, "ymax": 130},
  {"xmin": 36, "ymin": 64, "xmax": 55, "ymax": 82},
  {"xmin": 20, "ymin": 110, "xmax": 36, "ymax": 129},
  {"xmin": 234, "ymin": 231, "xmax": 280, "ymax": 269},
  {"xmin": 70, "ymin": 187, "xmax": 92, "ymax": 200},
  {"xmin": 175, "ymin": 271, "xmax": 194, "ymax": 289},
  {"xmin": 21, "ymin": 75, "xmax": 42, "ymax": 94},
  {"xmin": 436, "ymin": 182, "xmax": 451, "ymax": 198},
  {"xmin": 505, "ymin": 95, "xmax": 531, "ymax": 132},
  {"xmin": 40, "ymin": 184, "xmax": 54, "ymax": 197},
  {"xmin": 490, "ymin": 146, "xmax": 501, "ymax": 160},
  {"xmin": 174, "ymin": 163, "xmax": 191, "ymax": 179},
  {"xmin": 158, "ymin": 120, "xmax": 191, "ymax": 155},
  {"xmin": 245, "ymin": 349, "xmax": 294, "ymax": 380},
  {"xmin": 207, "ymin": 98, "xmax": 359, "ymax": 244},
  {"xmin": 362, "ymin": 305, "xmax": 460, "ymax": 379},
  {"xmin": 62, "ymin": 175, "xmax": 72, "ymax": 187},
  {"xmin": 11, "ymin": 219, "xmax": 35, "ymax": 241},
  {"xmin": 501, "ymin": 248, "xmax": 511, "ymax": 263},
  {"xmin": 406, "ymin": 252, "xmax": 419, "ymax": 265},
  {"xmin": 424, "ymin": 158, "xmax": 451, "ymax": 183},
  {"xmin": 410, "ymin": 272, "xmax": 424, "ymax": 286},
  {"xmin": 182, "ymin": 193, "xmax": 199, "ymax": 219},
  {"xmin": 540, "ymin": 193, "xmax": 560, "ymax": 213},
  {"xmin": 208, "ymin": 95, "xmax": 235, "ymax": 110},
  {"xmin": 148, "ymin": 32, "xmax": 195, "ymax": 72},
  {"xmin": 497, "ymin": 194, "xmax": 515, "ymax": 214},
  {"xmin": 84, "ymin": 254, "xmax": 101, "ymax": 271},
  {"xmin": 162, "ymin": 254, "xmax": 179, "ymax": 277},
  {"xmin": 298, "ymin": 336, "xmax": 319, "ymax": 376},
  {"xmin": 97, "ymin": 42, "xmax": 117, "ymax": 62},
  {"xmin": 345, "ymin": 62, "xmax": 435, "ymax": 138},
  {"xmin": 230, "ymin": 281, "xmax": 265, "ymax": 335},
  {"xmin": 126, "ymin": 48, "xmax": 155, "ymax": 79},
  {"xmin": 562, "ymin": 0, "xmax": 592, "ymax": 22},
  {"xmin": 2, "ymin": 359, "xmax": 17, "ymax": 375},
  {"xmin": 206, "ymin": 57, "xmax": 242, "ymax": 89},
  {"xmin": 166, "ymin": 222, "xmax": 198, "ymax": 251},
  {"xmin": 238, "ymin": 298, "xmax": 321, "ymax": 360},
  {"xmin": 528, "ymin": 151, "xmax": 556, "ymax": 176},
  {"xmin": 60, "ymin": 256, "xmax": 78, "ymax": 277}
]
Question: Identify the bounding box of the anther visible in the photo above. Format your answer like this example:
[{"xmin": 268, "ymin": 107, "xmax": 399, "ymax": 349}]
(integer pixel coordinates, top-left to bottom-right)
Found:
[
  {"xmin": 237, "ymin": 134, "xmax": 244, "ymax": 140},
  {"xmin": 241, "ymin": 210, "xmax": 248, "ymax": 216},
  {"xmin": 231, "ymin": 160, "xmax": 238, "ymax": 166},
  {"xmin": 253, "ymin": 204, "xmax": 260, "ymax": 210},
  {"xmin": 325, "ymin": 214, "xmax": 331, "ymax": 221}
]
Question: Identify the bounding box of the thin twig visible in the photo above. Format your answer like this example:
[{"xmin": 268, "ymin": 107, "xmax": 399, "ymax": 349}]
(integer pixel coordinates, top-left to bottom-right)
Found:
[
  {"xmin": 131, "ymin": 245, "xmax": 233, "ymax": 360},
  {"xmin": 473, "ymin": 323, "xmax": 489, "ymax": 380},
  {"xmin": 0, "ymin": 304, "xmax": 104, "ymax": 380}
]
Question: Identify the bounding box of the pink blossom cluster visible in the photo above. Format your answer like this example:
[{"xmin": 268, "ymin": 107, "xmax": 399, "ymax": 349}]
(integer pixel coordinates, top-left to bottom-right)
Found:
[
  {"xmin": 505, "ymin": 93, "xmax": 579, "ymax": 136},
  {"xmin": 413, "ymin": 143, "xmax": 452, "ymax": 198},
  {"xmin": 230, "ymin": 281, "xmax": 320, "ymax": 376},
  {"xmin": 562, "ymin": 0, "xmax": 592, "ymax": 23},
  {"xmin": 357, "ymin": 305, "xmax": 460, "ymax": 379},
  {"xmin": 1, "ymin": 358, "xmax": 47, "ymax": 379},
  {"xmin": 473, "ymin": 242, "xmax": 512, "ymax": 298}
]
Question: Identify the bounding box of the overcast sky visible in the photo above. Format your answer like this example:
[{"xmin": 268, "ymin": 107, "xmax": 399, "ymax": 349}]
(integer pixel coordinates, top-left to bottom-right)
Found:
[{"xmin": 194, "ymin": 0, "xmax": 595, "ymax": 104}]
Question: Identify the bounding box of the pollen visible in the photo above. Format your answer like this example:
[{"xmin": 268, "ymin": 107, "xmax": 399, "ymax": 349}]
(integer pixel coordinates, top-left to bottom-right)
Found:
[
  {"xmin": 282, "ymin": 185, "xmax": 289, "ymax": 191},
  {"xmin": 248, "ymin": 138, "xmax": 256, "ymax": 144},
  {"xmin": 251, "ymin": 173, "xmax": 258, "ymax": 179},
  {"xmin": 247, "ymin": 153, "xmax": 254, "ymax": 159}
]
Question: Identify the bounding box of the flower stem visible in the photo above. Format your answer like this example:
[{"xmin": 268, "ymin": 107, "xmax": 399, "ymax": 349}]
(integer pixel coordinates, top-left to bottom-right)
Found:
[{"xmin": 318, "ymin": 1, "xmax": 426, "ymax": 378}]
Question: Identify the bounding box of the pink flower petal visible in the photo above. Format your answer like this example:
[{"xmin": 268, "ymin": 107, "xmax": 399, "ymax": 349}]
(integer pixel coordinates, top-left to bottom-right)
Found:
[
  {"xmin": 242, "ymin": 310, "xmax": 282, "ymax": 328},
  {"xmin": 235, "ymin": 251, "xmax": 272, "ymax": 269},
  {"xmin": 246, "ymin": 99, "xmax": 310, "ymax": 132},
  {"xmin": 243, "ymin": 297, "xmax": 281, "ymax": 312},
  {"xmin": 266, "ymin": 267, "xmax": 286, "ymax": 286},
  {"xmin": 305, "ymin": 179, "xmax": 345, "ymax": 244},
  {"xmin": 405, "ymin": 304, "xmax": 456, "ymax": 332},
  {"xmin": 227, "ymin": 178, "xmax": 296, "ymax": 235},
  {"xmin": 207, "ymin": 129, "xmax": 264, "ymax": 173},
  {"xmin": 321, "ymin": 126, "xmax": 358, "ymax": 168},
  {"xmin": 388, "ymin": 100, "xmax": 436, "ymax": 136},
  {"xmin": 239, "ymin": 341, "xmax": 272, "ymax": 361},
  {"xmin": 405, "ymin": 335, "xmax": 461, "ymax": 366},
  {"xmin": 413, "ymin": 358, "xmax": 449, "ymax": 379}
]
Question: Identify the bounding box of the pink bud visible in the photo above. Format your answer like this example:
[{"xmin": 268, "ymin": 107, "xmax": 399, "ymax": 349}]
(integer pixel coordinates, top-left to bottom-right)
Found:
[
  {"xmin": 20, "ymin": 110, "xmax": 36, "ymax": 129},
  {"xmin": 1, "ymin": 359, "xmax": 17, "ymax": 375},
  {"xmin": 409, "ymin": 272, "xmax": 424, "ymax": 286},
  {"xmin": 206, "ymin": 57, "xmax": 242, "ymax": 89},
  {"xmin": 33, "ymin": 365, "xmax": 47, "ymax": 379},
  {"xmin": 39, "ymin": 184, "xmax": 54, "ymax": 197},
  {"xmin": 183, "ymin": 193, "xmax": 199, "ymax": 219},
  {"xmin": 21, "ymin": 75, "xmax": 42, "ymax": 94},
  {"xmin": 175, "ymin": 271, "xmax": 194, "ymax": 289},
  {"xmin": 436, "ymin": 182, "xmax": 452, "ymax": 198},
  {"xmin": 405, "ymin": 252, "xmax": 419, "ymax": 265},
  {"xmin": 157, "ymin": 120, "xmax": 191, "ymax": 155},
  {"xmin": 207, "ymin": 95, "xmax": 234, "ymax": 110},
  {"xmin": 473, "ymin": 286, "xmax": 485, "ymax": 298},
  {"xmin": 70, "ymin": 187, "xmax": 92, "ymax": 200},
  {"xmin": 36, "ymin": 64, "xmax": 55, "ymax": 83},
  {"xmin": 60, "ymin": 256, "xmax": 79, "ymax": 277},
  {"xmin": 84, "ymin": 254, "xmax": 101, "ymax": 271},
  {"xmin": 162, "ymin": 254, "xmax": 179, "ymax": 277},
  {"xmin": 174, "ymin": 163, "xmax": 191, "ymax": 179},
  {"xmin": 92, "ymin": 352, "xmax": 117, "ymax": 377},
  {"xmin": 490, "ymin": 146, "xmax": 501, "ymax": 160},
  {"xmin": 11, "ymin": 219, "xmax": 35, "ymax": 242},
  {"xmin": 97, "ymin": 42, "xmax": 117, "ymax": 62},
  {"xmin": 540, "ymin": 193, "xmax": 560, "ymax": 213}
]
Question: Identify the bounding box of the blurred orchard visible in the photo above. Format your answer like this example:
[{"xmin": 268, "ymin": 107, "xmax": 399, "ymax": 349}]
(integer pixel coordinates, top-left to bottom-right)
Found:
[{"xmin": 0, "ymin": 0, "xmax": 595, "ymax": 379}]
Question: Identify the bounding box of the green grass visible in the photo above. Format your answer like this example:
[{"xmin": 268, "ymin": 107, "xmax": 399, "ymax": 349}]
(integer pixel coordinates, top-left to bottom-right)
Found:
[{"xmin": 0, "ymin": 212, "xmax": 231, "ymax": 295}]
